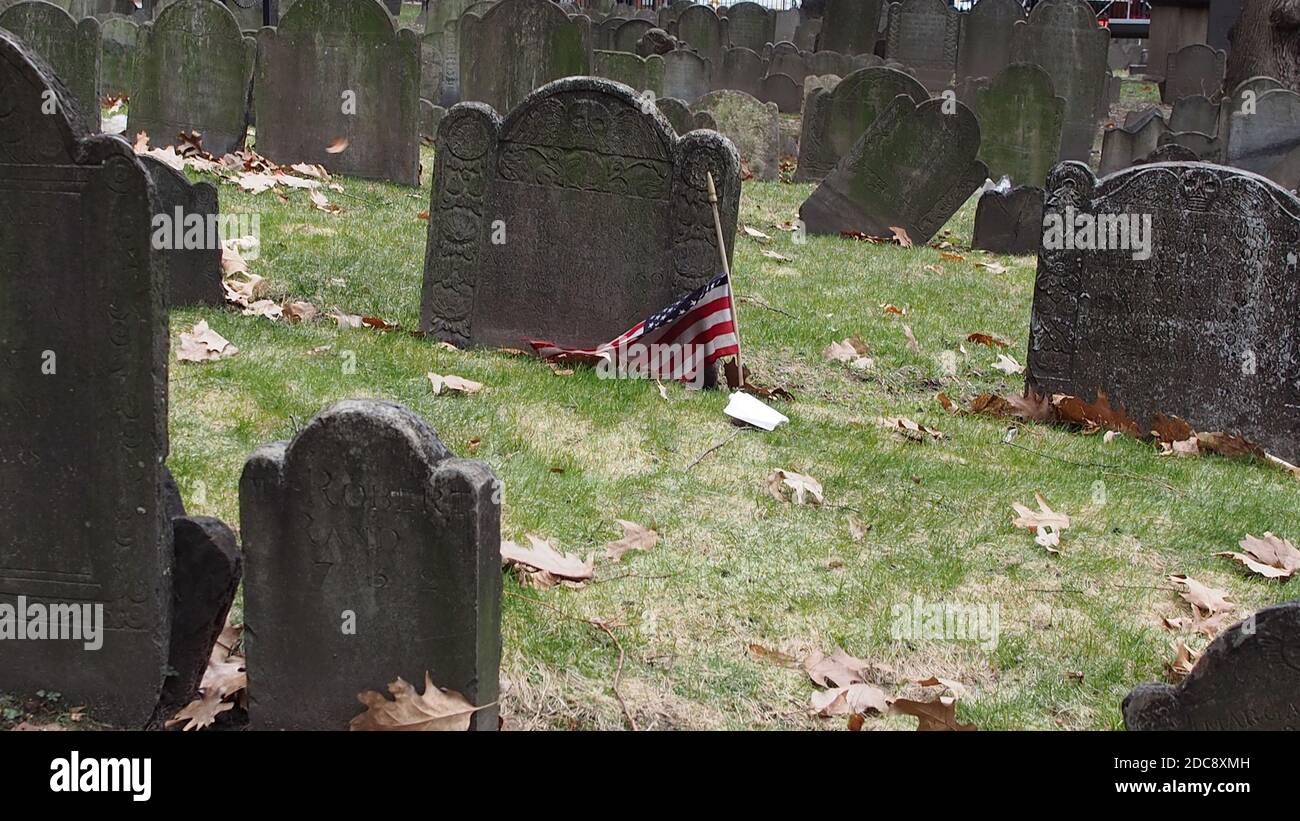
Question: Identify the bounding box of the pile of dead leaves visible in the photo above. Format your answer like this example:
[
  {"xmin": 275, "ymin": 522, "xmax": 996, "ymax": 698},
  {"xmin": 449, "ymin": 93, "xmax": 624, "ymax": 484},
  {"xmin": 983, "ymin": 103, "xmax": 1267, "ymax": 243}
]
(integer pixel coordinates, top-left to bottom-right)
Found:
[{"xmin": 167, "ymin": 620, "xmax": 245, "ymax": 731}]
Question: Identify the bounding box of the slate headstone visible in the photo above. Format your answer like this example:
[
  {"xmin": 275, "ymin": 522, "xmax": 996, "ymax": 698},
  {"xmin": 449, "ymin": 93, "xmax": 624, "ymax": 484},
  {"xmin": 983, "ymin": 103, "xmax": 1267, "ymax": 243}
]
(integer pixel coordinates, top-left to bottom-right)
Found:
[
  {"xmin": 1124, "ymin": 602, "xmax": 1300, "ymax": 730},
  {"xmin": 884, "ymin": 0, "xmax": 959, "ymax": 91},
  {"xmin": 717, "ymin": 46, "xmax": 767, "ymax": 97},
  {"xmin": 419, "ymin": 77, "xmax": 740, "ymax": 350},
  {"xmin": 673, "ymin": 4, "xmax": 724, "ymax": 68},
  {"xmin": 971, "ymin": 185, "xmax": 1044, "ymax": 254},
  {"xmin": 692, "ymin": 89, "xmax": 779, "ymax": 181},
  {"xmin": 766, "ymin": 43, "xmax": 807, "ymax": 84},
  {"xmin": 1163, "ymin": 43, "xmax": 1226, "ymax": 103},
  {"xmin": 725, "ymin": 1, "xmax": 774, "ymax": 53},
  {"xmin": 819, "ymin": 0, "xmax": 885, "ymax": 56},
  {"xmin": 655, "ymin": 95, "xmax": 713, "ymax": 135},
  {"xmin": 0, "ymin": 1, "xmax": 101, "ymax": 131},
  {"xmin": 460, "ymin": 0, "xmax": 591, "ymax": 114},
  {"xmin": 140, "ymin": 155, "xmax": 224, "ymax": 306},
  {"xmin": 218, "ymin": 0, "xmax": 278, "ymax": 28},
  {"xmin": 594, "ymin": 15, "xmax": 627, "ymax": 50},
  {"xmin": 1029, "ymin": 161, "xmax": 1300, "ymax": 464},
  {"xmin": 956, "ymin": 0, "xmax": 1024, "ymax": 84},
  {"xmin": 0, "ymin": 27, "xmax": 170, "ymax": 727},
  {"xmin": 799, "ymin": 95, "xmax": 988, "ymax": 244},
  {"xmin": 661, "ymin": 48, "xmax": 710, "ymax": 102},
  {"xmin": 1225, "ymin": 89, "xmax": 1300, "ymax": 178},
  {"xmin": 99, "ymin": 15, "xmax": 137, "ymax": 98},
  {"xmin": 613, "ymin": 17, "xmax": 653, "ymax": 52},
  {"xmin": 1099, "ymin": 107, "xmax": 1169, "ymax": 175},
  {"xmin": 421, "ymin": 29, "xmax": 444, "ymax": 105},
  {"xmin": 241, "ymin": 399, "xmax": 502, "ymax": 731},
  {"xmin": 758, "ymin": 72, "xmax": 800, "ymax": 114},
  {"xmin": 592, "ymin": 49, "xmax": 663, "ymax": 94},
  {"xmin": 1138, "ymin": 142, "xmax": 1200, "ymax": 163},
  {"xmin": 1169, "ymin": 93, "xmax": 1220, "ymax": 137},
  {"xmin": 256, "ymin": 0, "xmax": 420, "ymax": 185},
  {"xmin": 420, "ymin": 98, "xmax": 448, "ymax": 142},
  {"xmin": 975, "ymin": 63, "xmax": 1065, "ymax": 187}
]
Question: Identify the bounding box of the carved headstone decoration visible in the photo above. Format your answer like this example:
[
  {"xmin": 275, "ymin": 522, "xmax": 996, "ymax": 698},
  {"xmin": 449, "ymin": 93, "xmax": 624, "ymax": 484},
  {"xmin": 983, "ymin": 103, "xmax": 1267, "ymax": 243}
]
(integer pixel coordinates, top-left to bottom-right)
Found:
[
  {"xmin": 725, "ymin": 1, "xmax": 774, "ymax": 53},
  {"xmin": 819, "ymin": 0, "xmax": 886, "ymax": 56},
  {"xmin": 884, "ymin": 0, "xmax": 959, "ymax": 91},
  {"xmin": 241, "ymin": 399, "xmax": 502, "ymax": 731},
  {"xmin": 1124, "ymin": 602, "xmax": 1300, "ymax": 730},
  {"xmin": 1009, "ymin": 0, "xmax": 1111, "ymax": 161},
  {"xmin": 256, "ymin": 0, "xmax": 420, "ymax": 185},
  {"xmin": 0, "ymin": 1, "xmax": 101, "ymax": 130},
  {"xmin": 795, "ymin": 65, "xmax": 928, "ymax": 183},
  {"xmin": 419, "ymin": 77, "xmax": 740, "ymax": 351},
  {"xmin": 1029, "ymin": 161, "xmax": 1300, "ymax": 464},
  {"xmin": 0, "ymin": 28, "xmax": 238, "ymax": 728},
  {"xmin": 129, "ymin": 0, "xmax": 256, "ymax": 156},
  {"xmin": 1163, "ymin": 43, "xmax": 1227, "ymax": 103},
  {"xmin": 956, "ymin": 0, "xmax": 1024, "ymax": 84},
  {"xmin": 100, "ymin": 16, "xmax": 138, "ymax": 98},
  {"xmin": 692, "ymin": 89, "xmax": 779, "ymax": 181},
  {"xmin": 799, "ymin": 95, "xmax": 987, "ymax": 244},
  {"xmin": 1138, "ymin": 142, "xmax": 1200, "ymax": 164},
  {"xmin": 972, "ymin": 185, "xmax": 1044, "ymax": 254},
  {"xmin": 460, "ymin": 0, "xmax": 591, "ymax": 114},
  {"xmin": 975, "ymin": 63, "xmax": 1065, "ymax": 187},
  {"xmin": 635, "ymin": 27, "xmax": 679, "ymax": 57}
]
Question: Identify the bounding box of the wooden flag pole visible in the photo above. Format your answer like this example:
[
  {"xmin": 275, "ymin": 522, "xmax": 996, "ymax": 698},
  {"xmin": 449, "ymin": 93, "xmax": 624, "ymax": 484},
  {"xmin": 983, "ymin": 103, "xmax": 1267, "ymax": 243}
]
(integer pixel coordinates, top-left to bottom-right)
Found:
[{"xmin": 706, "ymin": 171, "xmax": 744, "ymax": 388}]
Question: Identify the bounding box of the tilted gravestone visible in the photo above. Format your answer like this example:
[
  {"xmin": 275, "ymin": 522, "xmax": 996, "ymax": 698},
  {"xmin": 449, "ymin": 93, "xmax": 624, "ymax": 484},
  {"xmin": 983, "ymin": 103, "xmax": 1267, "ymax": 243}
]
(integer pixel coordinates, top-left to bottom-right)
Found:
[
  {"xmin": 972, "ymin": 185, "xmax": 1044, "ymax": 254},
  {"xmin": 141, "ymin": 155, "xmax": 224, "ymax": 306},
  {"xmin": 795, "ymin": 65, "xmax": 928, "ymax": 183},
  {"xmin": 129, "ymin": 0, "xmax": 256, "ymax": 156},
  {"xmin": 661, "ymin": 48, "xmax": 711, "ymax": 102},
  {"xmin": 99, "ymin": 15, "xmax": 138, "ymax": 98},
  {"xmin": 1029, "ymin": 161, "xmax": 1300, "ymax": 464},
  {"xmin": 819, "ymin": 0, "xmax": 886, "ymax": 56},
  {"xmin": 717, "ymin": 46, "xmax": 767, "ymax": 98},
  {"xmin": 0, "ymin": 1, "xmax": 101, "ymax": 131},
  {"xmin": 956, "ymin": 0, "xmax": 1024, "ymax": 84},
  {"xmin": 256, "ymin": 0, "xmax": 420, "ymax": 185},
  {"xmin": 0, "ymin": 28, "xmax": 238, "ymax": 727},
  {"xmin": 766, "ymin": 43, "xmax": 807, "ymax": 84},
  {"xmin": 1009, "ymin": 0, "xmax": 1110, "ymax": 162},
  {"xmin": 692, "ymin": 89, "xmax": 779, "ymax": 181},
  {"xmin": 460, "ymin": 0, "xmax": 591, "ymax": 115},
  {"xmin": 419, "ymin": 77, "xmax": 740, "ymax": 350},
  {"xmin": 1162, "ymin": 43, "xmax": 1226, "ymax": 103},
  {"xmin": 884, "ymin": 0, "xmax": 960, "ymax": 92},
  {"xmin": 1124, "ymin": 602, "xmax": 1300, "ymax": 730},
  {"xmin": 594, "ymin": 15, "xmax": 626, "ymax": 50},
  {"xmin": 1099, "ymin": 108, "xmax": 1169, "ymax": 181},
  {"xmin": 725, "ymin": 1, "xmax": 774, "ymax": 53},
  {"xmin": 800, "ymin": 95, "xmax": 987, "ymax": 244},
  {"xmin": 672, "ymin": 4, "xmax": 724, "ymax": 68},
  {"xmin": 975, "ymin": 63, "xmax": 1064, "ymax": 187},
  {"xmin": 241, "ymin": 399, "xmax": 502, "ymax": 731}
]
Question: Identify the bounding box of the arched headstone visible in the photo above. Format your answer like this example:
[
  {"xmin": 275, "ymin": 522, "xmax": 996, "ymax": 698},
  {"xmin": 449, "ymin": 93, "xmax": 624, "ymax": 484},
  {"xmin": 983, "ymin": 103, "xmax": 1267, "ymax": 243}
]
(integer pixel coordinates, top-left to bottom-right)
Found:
[
  {"xmin": 459, "ymin": 0, "xmax": 591, "ymax": 114},
  {"xmin": 0, "ymin": 1, "xmax": 101, "ymax": 130},
  {"xmin": 795, "ymin": 65, "xmax": 928, "ymax": 182}
]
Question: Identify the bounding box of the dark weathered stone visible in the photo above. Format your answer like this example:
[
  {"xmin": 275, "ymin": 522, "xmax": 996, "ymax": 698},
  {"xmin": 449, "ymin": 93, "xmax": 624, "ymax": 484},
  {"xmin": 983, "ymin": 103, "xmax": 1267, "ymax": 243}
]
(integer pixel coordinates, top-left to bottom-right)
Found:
[
  {"xmin": 819, "ymin": 0, "xmax": 885, "ymax": 56},
  {"xmin": 971, "ymin": 185, "xmax": 1043, "ymax": 254},
  {"xmin": 129, "ymin": 0, "xmax": 255, "ymax": 156},
  {"xmin": 884, "ymin": 0, "xmax": 959, "ymax": 91},
  {"xmin": 1124, "ymin": 602, "xmax": 1300, "ymax": 730},
  {"xmin": 242, "ymin": 399, "xmax": 502, "ymax": 731},
  {"xmin": 661, "ymin": 48, "xmax": 710, "ymax": 102},
  {"xmin": 1169, "ymin": 93, "xmax": 1221, "ymax": 137},
  {"xmin": 0, "ymin": 27, "xmax": 171, "ymax": 728},
  {"xmin": 1147, "ymin": 0, "xmax": 1209, "ymax": 80},
  {"xmin": 460, "ymin": 0, "xmax": 591, "ymax": 114},
  {"xmin": 774, "ymin": 9, "xmax": 798, "ymax": 44},
  {"xmin": 806, "ymin": 48, "xmax": 855, "ymax": 77},
  {"xmin": 725, "ymin": 1, "xmax": 774, "ymax": 52},
  {"xmin": 1029, "ymin": 161, "xmax": 1300, "ymax": 464},
  {"xmin": 420, "ymin": 29, "xmax": 444, "ymax": 104},
  {"xmin": 140, "ymin": 155, "xmax": 224, "ymax": 306},
  {"xmin": 419, "ymin": 0, "xmax": 475, "ymax": 34},
  {"xmin": 592, "ymin": 49, "xmax": 663, "ymax": 94},
  {"xmin": 1137, "ymin": 142, "xmax": 1200, "ymax": 163},
  {"xmin": 1010, "ymin": 0, "xmax": 1111, "ymax": 161},
  {"xmin": 420, "ymin": 98, "xmax": 448, "ymax": 142},
  {"xmin": 635, "ymin": 27, "xmax": 679, "ymax": 58},
  {"xmin": 794, "ymin": 65, "xmax": 927, "ymax": 182},
  {"xmin": 594, "ymin": 15, "xmax": 626, "ymax": 50},
  {"xmin": 0, "ymin": 1, "xmax": 101, "ymax": 130},
  {"xmin": 612, "ymin": 17, "xmax": 652, "ymax": 53},
  {"xmin": 256, "ymin": 0, "xmax": 420, "ymax": 185},
  {"xmin": 655, "ymin": 95, "xmax": 712, "ymax": 134},
  {"xmin": 692, "ymin": 89, "xmax": 778, "ymax": 180},
  {"xmin": 975, "ymin": 62, "xmax": 1064, "ymax": 187},
  {"xmin": 99, "ymin": 15, "xmax": 137, "ymax": 98},
  {"xmin": 766, "ymin": 43, "xmax": 807, "ymax": 84},
  {"xmin": 149, "ymin": 516, "xmax": 241, "ymax": 729},
  {"xmin": 758, "ymin": 72, "xmax": 800, "ymax": 113},
  {"xmin": 1099, "ymin": 107, "xmax": 1168, "ymax": 176},
  {"xmin": 956, "ymin": 0, "xmax": 1024, "ymax": 84},
  {"xmin": 672, "ymin": 3, "xmax": 724, "ymax": 68},
  {"xmin": 1163, "ymin": 42, "xmax": 1226, "ymax": 102},
  {"xmin": 799, "ymin": 95, "xmax": 987, "ymax": 244},
  {"xmin": 420, "ymin": 77, "xmax": 739, "ymax": 350},
  {"xmin": 1224, "ymin": 88, "xmax": 1300, "ymax": 179},
  {"xmin": 717, "ymin": 46, "xmax": 767, "ymax": 97},
  {"xmin": 439, "ymin": 18, "xmax": 461, "ymax": 106},
  {"xmin": 217, "ymin": 0, "xmax": 279, "ymax": 29}
]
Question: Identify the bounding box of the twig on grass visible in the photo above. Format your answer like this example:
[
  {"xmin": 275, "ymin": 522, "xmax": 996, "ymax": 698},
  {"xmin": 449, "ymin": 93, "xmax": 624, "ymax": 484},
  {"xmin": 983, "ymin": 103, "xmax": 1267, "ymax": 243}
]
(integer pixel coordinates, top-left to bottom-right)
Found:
[
  {"xmin": 1001, "ymin": 439, "xmax": 1183, "ymax": 495},
  {"xmin": 685, "ymin": 429, "xmax": 746, "ymax": 472},
  {"xmin": 737, "ymin": 295, "xmax": 800, "ymax": 320}
]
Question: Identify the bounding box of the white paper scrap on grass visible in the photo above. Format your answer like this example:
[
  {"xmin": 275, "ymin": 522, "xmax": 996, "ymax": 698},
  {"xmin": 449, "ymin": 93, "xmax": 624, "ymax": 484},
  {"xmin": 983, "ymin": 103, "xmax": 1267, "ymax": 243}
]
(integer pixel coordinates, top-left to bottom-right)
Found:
[{"xmin": 724, "ymin": 392, "xmax": 789, "ymax": 431}]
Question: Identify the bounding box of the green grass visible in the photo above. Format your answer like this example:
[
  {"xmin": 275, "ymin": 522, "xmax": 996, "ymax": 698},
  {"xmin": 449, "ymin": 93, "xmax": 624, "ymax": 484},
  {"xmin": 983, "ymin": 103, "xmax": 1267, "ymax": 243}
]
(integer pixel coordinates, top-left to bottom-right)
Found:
[{"xmin": 156, "ymin": 139, "xmax": 1299, "ymax": 731}]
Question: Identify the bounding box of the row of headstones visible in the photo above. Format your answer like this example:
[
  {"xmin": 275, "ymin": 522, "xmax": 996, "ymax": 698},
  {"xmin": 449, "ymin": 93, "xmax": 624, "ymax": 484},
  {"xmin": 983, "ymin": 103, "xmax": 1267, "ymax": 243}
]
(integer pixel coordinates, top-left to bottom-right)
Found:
[
  {"xmin": 5, "ymin": 21, "xmax": 1299, "ymax": 729},
  {"xmin": 1101, "ymin": 76, "xmax": 1300, "ymax": 191}
]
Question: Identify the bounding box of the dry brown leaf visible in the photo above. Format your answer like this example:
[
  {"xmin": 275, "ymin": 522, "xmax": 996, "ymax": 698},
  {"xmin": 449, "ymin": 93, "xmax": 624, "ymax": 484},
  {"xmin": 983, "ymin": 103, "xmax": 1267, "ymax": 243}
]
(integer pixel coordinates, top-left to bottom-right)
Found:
[
  {"xmin": 1166, "ymin": 639, "xmax": 1200, "ymax": 680},
  {"xmin": 604, "ymin": 520, "xmax": 658, "ymax": 562},
  {"xmin": 427, "ymin": 373, "xmax": 484, "ymax": 396},
  {"xmin": 823, "ymin": 336, "xmax": 870, "ymax": 363},
  {"xmin": 902, "ymin": 324, "xmax": 921, "ymax": 352},
  {"xmin": 282, "ymin": 300, "xmax": 318, "ymax": 324},
  {"xmin": 747, "ymin": 643, "xmax": 800, "ymax": 669},
  {"xmin": 880, "ymin": 416, "xmax": 944, "ymax": 442},
  {"xmin": 742, "ymin": 225, "xmax": 771, "ymax": 242},
  {"xmin": 177, "ymin": 320, "xmax": 238, "ymax": 363},
  {"xmin": 760, "ymin": 248, "xmax": 792, "ymax": 262},
  {"xmin": 880, "ymin": 303, "xmax": 905, "ymax": 316},
  {"xmin": 500, "ymin": 534, "xmax": 594, "ymax": 588},
  {"xmin": 1051, "ymin": 391, "xmax": 1140, "ymax": 434},
  {"xmin": 802, "ymin": 648, "xmax": 872, "ymax": 688},
  {"xmin": 1216, "ymin": 533, "xmax": 1300, "ymax": 580},
  {"xmin": 1167, "ymin": 574, "xmax": 1232, "ymax": 616},
  {"xmin": 973, "ymin": 260, "xmax": 1008, "ymax": 274},
  {"xmin": 811, "ymin": 683, "xmax": 889, "ymax": 717},
  {"xmin": 916, "ymin": 675, "xmax": 967, "ymax": 699},
  {"xmin": 889, "ymin": 697, "xmax": 976, "ymax": 731},
  {"xmin": 1011, "ymin": 492, "xmax": 1070, "ymax": 553},
  {"xmin": 992, "ymin": 353, "xmax": 1024, "ymax": 374},
  {"xmin": 889, "ymin": 226, "xmax": 913, "ymax": 247},
  {"xmin": 166, "ymin": 687, "xmax": 234, "ymax": 731},
  {"xmin": 847, "ymin": 513, "xmax": 868, "ymax": 542},
  {"xmin": 966, "ymin": 332, "xmax": 1009, "ymax": 348},
  {"xmin": 766, "ymin": 469, "xmax": 824, "ymax": 505},
  {"xmin": 309, "ymin": 189, "xmax": 343, "ymax": 214},
  {"xmin": 350, "ymin": 672, "xmax": 482, "ymax": 731}
]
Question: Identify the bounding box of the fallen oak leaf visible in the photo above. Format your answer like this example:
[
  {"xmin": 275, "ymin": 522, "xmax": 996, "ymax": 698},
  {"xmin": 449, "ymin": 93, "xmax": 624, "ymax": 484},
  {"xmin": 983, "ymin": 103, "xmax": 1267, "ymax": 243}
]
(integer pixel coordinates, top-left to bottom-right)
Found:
[
  {"xmin": 604, "ymin": 519, "xmax": 658, "ymax": 562},
  {"xmin": 966, "ymin": 332, "xmax": 1008, "ymax": 348},
  {"xmin": 747, "ymin": 643, "xmax": 800, "ymax": 669},
  {"xmin": 889, "ymin": 226, "xmax": 913, "ymax": 247},
  {"xmin": 822, "ymin": 336, "xmax": 870, "ymax": 364},
  {"xmin": 766, "ymin": 469, "xmax": 824, "ymax": 505},
  {"xmin": 1167, "ymin": 574, "xmax": 1232, "ymax": 616},
  {"xmin": 889, "ymin": 697, "xmax": 976, "ymax": 731},
  {"xmin": 1166, "ymin": 639, "xmax": 1200, "ymax": 681},
  {"xmin": 1011, "ymin": 491, "xmax": 1069, "ymax": 553},
  {"xmin": 177, "ymin": 320, "xmax": 238, "ymax": 363},
  {"xmin": 349, "ymin": 672, "xmax": 484, "ymax": 731},
  {"xmin": 802, "ymin": 648, "xmax": 873, "ymax": 688},
  {"xmin": 427, "ymin": 373, "xmax": 484, "ymax": 395},
  {"xmin": 1216, "ymin": 533, "xmax": 1300, "ymax": 580},
  {"xmin": 880, "ymin": 416, "xmax": 945, "ymax": 442},
  {"xmin": 500, "ymin": 535, "xmax": 594, "ymax": 587},
  {"xmin": 165, "ymin": 688, "xmax": 233, "ymax": 731},
  {"xmin": 810, "ymin": 683, "xmax": 889, "ymax": 718}
]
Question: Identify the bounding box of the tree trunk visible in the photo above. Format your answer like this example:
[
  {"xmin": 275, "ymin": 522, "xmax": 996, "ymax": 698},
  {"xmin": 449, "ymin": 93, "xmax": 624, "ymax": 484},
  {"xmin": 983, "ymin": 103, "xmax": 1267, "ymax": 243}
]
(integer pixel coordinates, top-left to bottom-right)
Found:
[{"xmin": 1224, "ymin": 0, "xmax": 1300, "ymax": 92}]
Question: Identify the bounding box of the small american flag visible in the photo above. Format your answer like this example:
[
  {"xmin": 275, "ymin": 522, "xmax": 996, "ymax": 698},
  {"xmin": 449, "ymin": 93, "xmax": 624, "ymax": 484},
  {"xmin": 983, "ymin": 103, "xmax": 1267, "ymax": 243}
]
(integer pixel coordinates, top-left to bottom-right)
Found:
[{"xmin": 529, "ymin": 272, "xmax": 740, "ymax": 382}]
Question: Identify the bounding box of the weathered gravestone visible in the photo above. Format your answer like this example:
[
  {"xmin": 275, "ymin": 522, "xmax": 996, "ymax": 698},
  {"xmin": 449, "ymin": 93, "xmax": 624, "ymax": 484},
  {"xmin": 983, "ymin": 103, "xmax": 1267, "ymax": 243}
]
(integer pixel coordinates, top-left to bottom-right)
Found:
[
  {"xmin": 1163, "ymin": 42, "xmax": 1226, "ymax": 103},
  {"xmin": 1139, "ymin": 142, "xmax": 1200, "ymax": 164},
  {"xmin": 1029, "ymin": 161, "xmax": 1300, "ymax": 464},
  {"xmin": 655, "ymin": 95, "xmax": 713, "ymax": 135},
  {"xmin": 70, "ymin": 0, "xmax": 140, "ymax": 17},
  {"xmin": 0, "ymin": 1, "xmax": 100, "ymax": 131},
  {"xmin": 1224, "ymin": 89, "xmax": 1300, "ymax": 180},
  {"xmin": 1124, "ymin": 601, "xmax": 1300, "ymax": 730},
  {"xmin": 661, "ymin": 48, "xmax": 710, "ymax": 102},
  {"xmin": 759, "ymin": 73, "xmax": 800, "ymax": 114},
  {"xmin": 613, "ymin": 17, "xmax": 653, "ymax": 52},
  {"xmin": 956, "ymin": 0, "xmax": 1024, "ymax": 85},
  {"xmin": 460, "ymin": 0, "xmax": 591, "ymax": 115},
  {"xmin": 1169, "ymin": 93, "xmax": 1220, "ymax": 137},
  {"xmin": 1099, "ymin": 108, "xmax": 1169, "ymax": 181},
  {"xmin": 241, "ymin": 399, "xmax": 502, "ymax": 731},
  {"xmin": 419, "ymin": 0, "xmax": 475, "ymax": 34},
  {"xmin": 766, "ymin": 42, "xmax": 807, "ymax": 84},
  {"xmin": 99, "ymin": 15, "xmax": 137, "ymax": 98},
  {"xmin": 129, "ymin": 0, "xmax": 255, "ymax": 156},
  {"xmin": 975, "ymin": 63, "xmax": 1064, "ymax": 187},
  {"xmin": 672, "ymin": 4, "xmax": 724, "ymax": 68},
  {"xmin": 439, "ymin": 18, "xmax": 461, "ymax": 105},
  {"xmin": 593, "ymin": 50, "xmax": 662, "ymax": 94},
  {"xmin": 884, "ymin": 0, "xmax": 959, "ymax": 91},
  {"xmin": 717, "ymin": 46, "xmax": 767, "ymax": 97},
  {"xmin": 802, "ymin": 72, "xmax": 840, "ymax": 111},
  {"xmin": 419, "ymin": 77, "xmax": 740, "ymax": 350},
  {"xmin": 972, "ymin": 185, "xmax": 1044, "ymax": 254},
  {"xmin": 420, "ymin": 98, "xmax": 447, "ymax": 142},
  {"xmin": 799, "ymin": 95, "xmax": 987, "ymax": 243},
  {"xmin": 795, "ymin": 65, "xmax": 928, "ymax": 182},
  {"xmin": 141, "ymin": 154, "xmax": 223, "ymax": 306},
  {"xmin": 420, "ymin": 30, "xmax": 444, "ymax": 106},
  {"xmin": 774, "ymin": 8, "xmax": 798, "ymax": 44},
  {"xmin": 1009, "ymin": 0, "xmax": 1111, "ymax": 161},
  {"xmin": 594, "ymin": 15, "xmax": 626, "ymax": 50},
  {"xmin": 0, "ymin": 28, "xmax": 238, "ymax": 727},
  {"xmin": 725, "ymin": 1, "xmax": 774, "ymax": 53},
  {"xmin": 218, "ymin": 0, "xmax": 278, "ymax": 28},
  {"xmin": 256, "ymin": 0, "xmax": 420, "ymax": 185},
  {"xmin": 819, "ymin": 0, "xmax": 886, "ymax": 56},
  {"xmin": 692, "ymin": 89, "xmax": 779, "ymax": 181}
]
